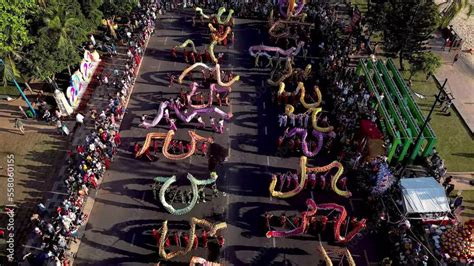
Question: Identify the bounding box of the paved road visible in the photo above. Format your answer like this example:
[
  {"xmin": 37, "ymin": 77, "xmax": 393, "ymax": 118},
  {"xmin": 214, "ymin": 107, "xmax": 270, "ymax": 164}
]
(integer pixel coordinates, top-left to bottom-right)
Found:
[{"xmin": 75, "ymin": 12, "xmax": 384, "ymax": 265}]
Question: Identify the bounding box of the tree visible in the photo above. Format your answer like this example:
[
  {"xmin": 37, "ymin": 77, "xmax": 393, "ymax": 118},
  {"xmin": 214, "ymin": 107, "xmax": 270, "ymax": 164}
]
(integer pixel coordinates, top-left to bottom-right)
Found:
[
  {"xmin": 27, "ymin": 32, "xmax": 81, "ymax": 81},
  {"xmin": 100, "ymin": 0, "xmax": 138, "ymax": 18},
  {"xmin": 366, "ymin": 0, "xmax": 389, "ymax": 33},
  {"xmin": 27, "ymin": 0, "xmax": 89, "ymax": 80},
  {"xmin": 0, "ymin": 0, "xmax": 35, "ymax": 86},
  {"xmin": 408, "ymin": 51, "xmax": 441, "ymax": 80},
  {"xmin": 79, "ymin": 0, "xmax": 104, "ymax": 28},
  {"xmin": 381, "ymin": 0, "xmax": 440, "ymax": 70}
]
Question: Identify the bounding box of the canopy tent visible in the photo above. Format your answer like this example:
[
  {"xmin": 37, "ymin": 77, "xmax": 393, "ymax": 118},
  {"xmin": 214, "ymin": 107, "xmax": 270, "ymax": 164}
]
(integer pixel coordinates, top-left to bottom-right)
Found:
[{"xmin": 400, "ymin": 177, "xmax": 451, "ymax": 215}]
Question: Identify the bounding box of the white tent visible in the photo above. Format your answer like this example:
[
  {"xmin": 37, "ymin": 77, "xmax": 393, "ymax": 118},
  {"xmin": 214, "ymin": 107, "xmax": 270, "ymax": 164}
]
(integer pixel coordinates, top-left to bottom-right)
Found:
[{"xmin": 400, "ymin": 177, "xmax": 451, "ymax": 215}]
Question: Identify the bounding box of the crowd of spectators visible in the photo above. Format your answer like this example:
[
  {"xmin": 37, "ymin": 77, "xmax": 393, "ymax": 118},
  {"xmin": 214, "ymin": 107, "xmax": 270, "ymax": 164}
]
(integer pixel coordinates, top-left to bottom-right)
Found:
[{"xmin": 21, "ymin": 1, "xmax": 158, "ymax": 265}]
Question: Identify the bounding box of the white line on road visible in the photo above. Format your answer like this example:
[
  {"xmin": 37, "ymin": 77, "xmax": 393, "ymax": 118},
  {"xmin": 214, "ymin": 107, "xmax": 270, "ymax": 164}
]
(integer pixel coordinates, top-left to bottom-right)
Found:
[
  {"xmin": 263, "ymin": 102, "xmax": 266, "ymax": 110},
  {"xmin": 22, "ymin": 245, "xmax": 43, "ymax": 251},
  {"xmin": 48, "ymin": 191, "xmax": 68, "ymax": 195},
  {"xmin": 266, "ymin": 156, "xmax": 270, "ymax": 166},
  {"xmin": 164, "ymin": 37, "xmax": 168, "ymax": 45},
  {"xmin": 157, "ymin": 62, "xmax": 162, "ymax": 71},
  {"xmin": 142, "ymin": 191, "xmax": 146, "ymax": 201},
  {"xmin": 349, "ymin": 198, "xmax": 354, "ymax": 211},
  {"xmin": 364, "ymin": 250, "xmax": 370, "ymax": 265},
  {"xmin": 310, "ymin": 191, "xmax": 314, "ymax": 200},
  {"xmin": 131, "ymin": 233, "xmax": 136, "ymax": 247},
  {"xmin": 264, "ymin": 126, "xmax": 268, "ymax": 135},
  {"xmin": 272, "ymin": 238, "xmax": 276, "ymax": 248}
]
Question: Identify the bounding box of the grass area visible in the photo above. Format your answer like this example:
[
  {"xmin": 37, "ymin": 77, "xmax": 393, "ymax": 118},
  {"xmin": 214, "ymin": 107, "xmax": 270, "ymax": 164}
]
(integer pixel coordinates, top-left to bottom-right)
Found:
[
  {"xmin": 452, "ymin": 190, "xmax": 474, "ymax": 223},
  {"xmin": 395, "ymin": 62, "xmax": 474, "ymax": 172},
  {"xmin": 0, "ymin": 85, "xmax": 21, "ymax": 97},
  {"xmin": 351, "ymin": 0, "xmax": 369, "ymax": 13}
]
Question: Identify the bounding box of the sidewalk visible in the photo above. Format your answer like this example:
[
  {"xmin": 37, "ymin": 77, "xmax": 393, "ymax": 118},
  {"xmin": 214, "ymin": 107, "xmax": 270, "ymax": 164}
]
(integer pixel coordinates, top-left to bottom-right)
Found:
[
  {"xmin": 18, "ymin": 19, "xmax": 155, "ymax": 265},
  {"xmin": 448, "ymin": 172, "xmax": 474, "ymax": 191},
  {"xmin": 14, "ymin": 46, "xmax": 135, "ymax": 263},
  {"xmin": 430, "ymin": 33, "xmax": 474, "ymax": 134}
]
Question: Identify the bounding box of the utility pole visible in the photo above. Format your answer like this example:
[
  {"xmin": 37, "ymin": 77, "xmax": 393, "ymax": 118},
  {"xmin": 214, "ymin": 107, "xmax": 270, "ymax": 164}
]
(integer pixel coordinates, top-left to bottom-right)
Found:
[
  {"xmin": 398, "ymin": 77, "xmax": 447, "ymax": 180},
  {"xmin": 0, "ymin": 59, "xmax": 36, "ymax": 117}
]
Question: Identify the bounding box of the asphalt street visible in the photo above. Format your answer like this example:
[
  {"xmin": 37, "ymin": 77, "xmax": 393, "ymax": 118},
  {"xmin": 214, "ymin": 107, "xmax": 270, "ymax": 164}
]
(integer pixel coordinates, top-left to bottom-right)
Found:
[{"xmin": 75, "ymin": 11, "xmax": 384, "ymax": 266}]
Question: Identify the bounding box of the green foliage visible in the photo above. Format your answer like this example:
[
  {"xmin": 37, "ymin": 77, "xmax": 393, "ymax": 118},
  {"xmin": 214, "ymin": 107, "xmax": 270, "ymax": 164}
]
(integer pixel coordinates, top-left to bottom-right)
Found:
[
  {"xmin": 0, "ymin": 0, "xmax": 35, "ymax": 55},
  {"xmin": 381, "ymin": 0, "xmax": 440, "ymax": 69},
  {"xmin": 79, "ymin": 0, "xmax": 104, "ymax": 28},
  {"xmin": 28, "ymin": 31, "xmax": 81, "ymax": 80},
  {"xmin": 101, "ymin": 0, "xmax": 138, "ymax": 18},
  {"xmin": 366, "ymin": 0, "xmax": 389, "ymax": 33},
  {"xmin": 26, "ymin": 0, "xmax": 90, "ymax": 80},
  {"xmin": 440, "ymin": 0, "xmax": 471, "ymax": 28},
  {"xmin": 408, "ymin": 52, "xmax": 441, "ymax": 79},
  {"xmin": 0, "ymin": 0, "xmax": 35, "ymax": 85}
]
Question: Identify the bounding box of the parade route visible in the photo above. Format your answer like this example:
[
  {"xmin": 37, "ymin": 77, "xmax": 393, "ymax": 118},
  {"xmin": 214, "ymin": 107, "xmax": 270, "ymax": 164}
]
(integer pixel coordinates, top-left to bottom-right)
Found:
[{"xmin": 75, "ymin": 11, "xmax": 383, "ymax": 266}]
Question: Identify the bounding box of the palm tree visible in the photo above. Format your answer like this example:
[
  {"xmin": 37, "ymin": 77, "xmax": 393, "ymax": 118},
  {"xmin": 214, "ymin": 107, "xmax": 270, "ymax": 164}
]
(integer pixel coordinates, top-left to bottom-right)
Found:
[{"xmin": 38, "ymin": 1, "xmax": 88, "ymax": 75}]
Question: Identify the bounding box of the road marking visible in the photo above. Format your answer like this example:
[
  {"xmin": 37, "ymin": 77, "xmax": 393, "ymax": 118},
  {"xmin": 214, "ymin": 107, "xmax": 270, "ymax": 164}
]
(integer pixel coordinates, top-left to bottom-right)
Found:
[
  {"xmin": 22, "ymin": 245, "xmax": 43, "ymax": 251},
  {"xmin": 310, "ymin": 191, "xmax": 314, "ymax": 200},
  {"xmin": 349, "ymin": 198, "xmax": 354, "ymax": 211},
  {"xmin": 142, "ymin": 191, "xmax": 146, "ymax": 201},
  {"xmin": 164, "ymin": 36, "xmax": 168, "ymax": 45},
  {"xmin": 364, "ymin": 250, "xmax": 370, "ymax": 265},
  {"xmin": 48, "ymin": 191, "xmax": 68, "ymax": 195},
  {"xmin": 272, "ymin": 238, "xmax": 276, "ymax": 248},
  {"xmin": 266, "ymin": 156, "xmax": 270, "ymax": 166},
  {"xmin": 131, "ymin": 233, "xmax": 136, "ymax": 247},
  {"xmin": 263, "ymin": 102, "xmax": 266, "ymax": 110},
  {"xmin": 157, "ymin": 62, "xmax": 162, "ymax": 71},
  {"xmin": 264, "ymin": 126, "xmax": 268, "ymax": 135}
]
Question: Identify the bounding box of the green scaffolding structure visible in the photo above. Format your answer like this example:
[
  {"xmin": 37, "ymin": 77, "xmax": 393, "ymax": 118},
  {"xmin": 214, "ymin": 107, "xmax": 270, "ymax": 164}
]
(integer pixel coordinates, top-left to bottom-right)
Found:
[
  {"xmin": 386, "ymin": 58, "xmax": 437, "ymax": 158},
  {"xmin": 356, "ymin": 58, "xmax": 437, "ymax": 163}
]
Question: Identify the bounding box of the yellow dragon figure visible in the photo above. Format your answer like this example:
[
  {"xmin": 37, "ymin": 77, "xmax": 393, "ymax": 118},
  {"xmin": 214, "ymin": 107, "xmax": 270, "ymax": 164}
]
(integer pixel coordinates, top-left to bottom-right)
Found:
[
  {"xmin": 267, "ymin": 58, "xmax": 294, "ymax": 86},
  {"xmin": 284, "ymin": 105, "xmax": 333, "ymax": 132},
  {"xmin": 175, "ymin": 39, "xmax": 198, "ymax": 54},
  {"xmin": 158, "ymin": 218, "xmax": 227, "ymax": 260},
  {"xmin": 278, "ymin": 81, "xmax": 322, "ymax": 108},
  {"xmin": 317, "ymin": 244, "xmax": 356, "ymax": 266},
  {"xmin": 268, "ymin": 62, "xmax": 311, "ymax": 87},
  {"xmin": 178, "ymin": 63, "xmax": 240, "ymax": 87},
  {"xmin": 269, "ymin": 156, "xmax": 352, "ymax": 198}
]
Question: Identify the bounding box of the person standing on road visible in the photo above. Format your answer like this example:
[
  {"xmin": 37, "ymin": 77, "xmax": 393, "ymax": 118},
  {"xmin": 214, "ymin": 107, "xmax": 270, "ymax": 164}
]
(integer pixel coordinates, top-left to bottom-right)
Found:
[
  {"xmin": 217, "ymin": 119, "xmax": 224, "ymax": 134},
  {"xmin": 171, "ymin": 47, "xmax": 177, "ymax": 59},
  {"xmin": 452, "ymin": 53, "xmax": 459, "ymax": 65},
  {"xmin": 441, "ymin": 99, "xmax": 452, "ymax": 114},
  {"xmin": 169, "ymin": 118, "xmax": 177, "ymax": 131},
  {"xmin": 200, "ymin": 142, "xmax": 208, "ymax": 156},
  {"xmin": 201, "ymin": 230, "xmax": 208, "ymax": 248},
  {"xmin": 210, "ymin": 118, "xmax": 217, "ymax": 132},
  {"xmin": 73, "ymin": 112, "xmax": 85, "ymax": 134},
  {"xmin": 197, "ymin": 116, "xmax": 205, "ymax": 128},
  {"xmin": 14, "ymin": 118, "xmax": 25, "ymax": 134}
]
